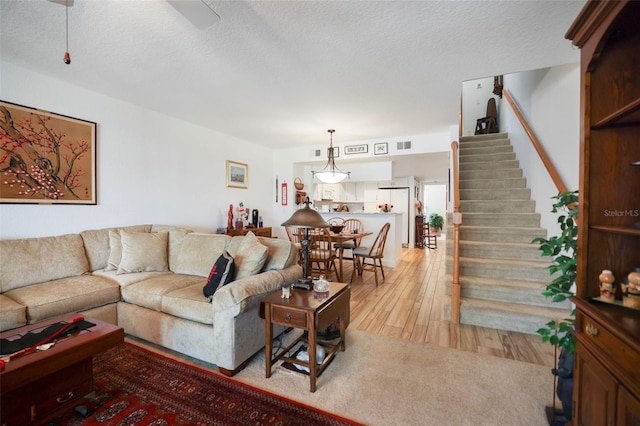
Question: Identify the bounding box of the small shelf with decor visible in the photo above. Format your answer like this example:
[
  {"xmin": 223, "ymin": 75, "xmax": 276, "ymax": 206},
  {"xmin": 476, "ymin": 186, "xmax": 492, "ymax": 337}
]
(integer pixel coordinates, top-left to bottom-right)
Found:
[{"xmin": 566, "ymin": 0, "xmax": 640, "ymax": 424}]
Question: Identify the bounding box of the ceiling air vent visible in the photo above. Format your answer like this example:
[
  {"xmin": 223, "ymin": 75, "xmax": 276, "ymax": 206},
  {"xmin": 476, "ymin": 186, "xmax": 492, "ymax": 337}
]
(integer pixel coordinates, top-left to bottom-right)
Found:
[
  {"xmin": 396, "ymin": 141, "xmax": 412, "ymax": 150},
  {"xmin": 314, "ymin": 149, "xmax": 322, "ymax": 157}
]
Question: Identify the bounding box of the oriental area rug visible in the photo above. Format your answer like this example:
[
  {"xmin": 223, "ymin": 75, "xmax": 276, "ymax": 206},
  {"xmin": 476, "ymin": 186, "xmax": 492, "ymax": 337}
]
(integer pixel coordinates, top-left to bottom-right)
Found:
[{"xmin": 52, "ymin": 342, "xmax": 362, "ymax": 426}]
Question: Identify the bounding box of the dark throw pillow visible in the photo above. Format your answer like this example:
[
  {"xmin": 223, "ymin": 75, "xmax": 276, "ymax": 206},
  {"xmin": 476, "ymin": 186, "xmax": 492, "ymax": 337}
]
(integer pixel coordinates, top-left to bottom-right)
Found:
[{"xmin": 203, "ymin": 251, "xmax": 235, "ymax": 302}]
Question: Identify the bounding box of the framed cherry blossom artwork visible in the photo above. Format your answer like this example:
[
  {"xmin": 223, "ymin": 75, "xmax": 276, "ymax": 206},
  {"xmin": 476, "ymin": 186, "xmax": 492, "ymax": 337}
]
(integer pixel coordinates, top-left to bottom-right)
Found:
[{"xmin": 0, "ymin": 100, "xmax": 97, "ymax": 204}]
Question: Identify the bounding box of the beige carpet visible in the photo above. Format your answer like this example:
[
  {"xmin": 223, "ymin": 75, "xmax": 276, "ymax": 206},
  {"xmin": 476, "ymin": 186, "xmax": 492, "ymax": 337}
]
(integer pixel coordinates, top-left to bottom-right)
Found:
[{"xmin": 232, "ymin": 330, "xmax": 552, "ymax": 426}]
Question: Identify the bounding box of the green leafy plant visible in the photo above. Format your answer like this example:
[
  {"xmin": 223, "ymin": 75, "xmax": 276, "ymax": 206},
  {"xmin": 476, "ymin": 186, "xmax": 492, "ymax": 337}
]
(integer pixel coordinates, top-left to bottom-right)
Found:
[
  {"xmin": 532, "ymin": 190, "xmax": 579, "ymax": 353},
  {"xmin": 428, "ymin": 213, "xmax": 444, "ymax": 231}
]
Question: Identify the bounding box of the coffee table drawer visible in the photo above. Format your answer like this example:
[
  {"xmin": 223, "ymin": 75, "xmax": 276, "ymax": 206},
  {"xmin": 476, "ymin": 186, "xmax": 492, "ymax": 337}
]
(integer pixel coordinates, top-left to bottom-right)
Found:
[
  {"xmin": 271, "ymin": 306, "xmax": 307, "ymax": 328},
  {"xmin": 1, "ymin": 360, "xmax": 92, "ymax": 425}
]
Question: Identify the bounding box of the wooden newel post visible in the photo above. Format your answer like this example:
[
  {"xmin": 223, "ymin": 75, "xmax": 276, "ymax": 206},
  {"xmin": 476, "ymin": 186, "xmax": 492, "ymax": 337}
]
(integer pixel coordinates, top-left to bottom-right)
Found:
[{"xmin": 451, "ymin": 141, "xmax": 461, "ymax": 324}]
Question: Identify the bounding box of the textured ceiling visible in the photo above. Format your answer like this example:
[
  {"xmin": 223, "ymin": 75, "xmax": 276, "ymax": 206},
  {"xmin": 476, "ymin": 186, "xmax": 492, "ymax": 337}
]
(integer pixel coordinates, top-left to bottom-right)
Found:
[{"xmin": 1, "ymin": 0, "xmax": 585, "ymax": 149}]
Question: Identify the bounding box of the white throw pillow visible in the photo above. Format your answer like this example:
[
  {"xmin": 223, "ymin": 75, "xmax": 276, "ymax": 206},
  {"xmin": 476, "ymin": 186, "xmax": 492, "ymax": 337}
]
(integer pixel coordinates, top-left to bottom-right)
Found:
[
  {"xmin": 117, "ymin": 230, "xmax": 169, "ymax": 274},
  {"xmin": 233, "ymin": 231, "xmax": 268, "ymax": 280}
]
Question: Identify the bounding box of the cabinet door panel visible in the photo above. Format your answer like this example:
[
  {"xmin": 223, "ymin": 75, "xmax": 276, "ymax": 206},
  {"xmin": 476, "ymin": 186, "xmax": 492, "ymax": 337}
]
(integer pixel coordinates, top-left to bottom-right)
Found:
[
  {"xmin": 576, "ymin": 346, "xmax": 617, "ymax": 426},
  {"xmin": 617, "ymin": 386, "xmax": 640, "ymax": 426}
]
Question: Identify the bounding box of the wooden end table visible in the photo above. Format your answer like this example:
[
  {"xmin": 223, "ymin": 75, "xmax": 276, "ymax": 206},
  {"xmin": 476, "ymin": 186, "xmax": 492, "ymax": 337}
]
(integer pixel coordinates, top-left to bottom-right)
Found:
[
  {"xmin": 0, "ymin": 314, "xmax": 124, "ymax": 425},
  {"xmin": 263, "ymin": 282, "xmax": 350, "ymax": 392}
]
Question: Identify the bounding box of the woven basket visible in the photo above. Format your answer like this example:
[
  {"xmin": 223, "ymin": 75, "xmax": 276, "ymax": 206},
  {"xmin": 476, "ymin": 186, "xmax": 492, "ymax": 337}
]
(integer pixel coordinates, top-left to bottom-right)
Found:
[{"xmin": 294, "ymin": 177, "xmax": 304, "ymax": 190}]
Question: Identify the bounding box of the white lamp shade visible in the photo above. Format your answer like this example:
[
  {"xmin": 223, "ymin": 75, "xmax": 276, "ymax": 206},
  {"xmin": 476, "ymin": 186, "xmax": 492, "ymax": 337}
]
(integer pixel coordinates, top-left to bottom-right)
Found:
[{"xmin": 314, "ymin": 170, "xmax": 349, "ymax": 184}]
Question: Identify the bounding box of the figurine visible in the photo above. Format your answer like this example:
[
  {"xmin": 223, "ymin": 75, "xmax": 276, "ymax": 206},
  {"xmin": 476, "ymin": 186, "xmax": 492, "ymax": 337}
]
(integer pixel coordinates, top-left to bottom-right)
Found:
[
  {"xmin": 227, "ymin": 204, "xmax": 234, "ymax": 230},
  {"xmin": 622, "ymin": 268, "xmax": 640, "ymax": 309},
  {"xmin": 598, "ymin": 269, "xmax": 616, "ymax": 303}
]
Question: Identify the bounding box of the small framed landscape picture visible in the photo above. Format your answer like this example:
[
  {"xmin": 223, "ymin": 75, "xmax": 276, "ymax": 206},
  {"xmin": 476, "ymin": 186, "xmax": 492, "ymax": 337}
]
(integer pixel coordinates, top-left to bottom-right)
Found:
[
  {"xmin": 226, "ymin": 160, "xmax": 248, "ymax": 189},
  {"xmin": 374, "ymin": 142, "xmax": 388, "ymax": 155}
]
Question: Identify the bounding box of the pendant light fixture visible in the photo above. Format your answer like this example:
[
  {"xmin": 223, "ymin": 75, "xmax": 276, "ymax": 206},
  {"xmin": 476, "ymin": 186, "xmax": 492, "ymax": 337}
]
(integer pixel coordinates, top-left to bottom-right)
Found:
[{"xmin": 312, "ymin": 129, "xmax": 350, "ymax": 184}]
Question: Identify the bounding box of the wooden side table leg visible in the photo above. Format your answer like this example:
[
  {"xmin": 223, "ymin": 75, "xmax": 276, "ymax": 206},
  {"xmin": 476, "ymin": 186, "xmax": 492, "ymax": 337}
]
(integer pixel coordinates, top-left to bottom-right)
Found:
[
  {"xmin": 339, "ymin": 313, "xmax": 346, "ymax": 351},
  {"xmin": 308, "ymin": 312, "xmax": 317, "ymax": 392},
  {"xmin": 265, "ymin": 304, "xmax": 273, "ymax": 379}
]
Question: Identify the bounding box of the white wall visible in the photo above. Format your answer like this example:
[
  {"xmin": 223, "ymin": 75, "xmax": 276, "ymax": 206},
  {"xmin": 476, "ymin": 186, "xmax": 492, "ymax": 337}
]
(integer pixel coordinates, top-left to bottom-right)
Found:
[
  {"xmin": 499, "ymin": 63, "xmax": 580, "ymax": 236},
  {"xmin": 462, "ymin": 77, "xmax": 498, "ymax": 136},
  {"xmin": 0, "ymin": 61, "xmax": 275, "ymax": 239}
]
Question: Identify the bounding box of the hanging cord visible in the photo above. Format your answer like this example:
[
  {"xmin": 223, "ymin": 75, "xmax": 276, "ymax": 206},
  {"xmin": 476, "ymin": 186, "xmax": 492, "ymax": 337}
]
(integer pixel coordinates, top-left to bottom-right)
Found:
[
  {"xmin": 63, "ymin": 0, "xmax": 71, "ymax": 64},
  {"xmin": 551, "ymin": 343, "xmax": 558, "ymax": 424}
]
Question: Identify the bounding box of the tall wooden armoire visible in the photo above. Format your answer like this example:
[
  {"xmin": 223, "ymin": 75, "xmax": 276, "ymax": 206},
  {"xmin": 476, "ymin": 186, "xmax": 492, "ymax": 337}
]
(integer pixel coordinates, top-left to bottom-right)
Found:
[{"xmin": 565, "ymin": 1, "xmax": 640, "ymax": 424}]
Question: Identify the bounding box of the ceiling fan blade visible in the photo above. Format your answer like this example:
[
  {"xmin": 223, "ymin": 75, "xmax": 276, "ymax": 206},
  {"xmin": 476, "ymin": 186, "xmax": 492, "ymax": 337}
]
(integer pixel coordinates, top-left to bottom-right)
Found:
[{"xmin": 167, "ymin": 0, "xmax": 220, "ymax": 30}]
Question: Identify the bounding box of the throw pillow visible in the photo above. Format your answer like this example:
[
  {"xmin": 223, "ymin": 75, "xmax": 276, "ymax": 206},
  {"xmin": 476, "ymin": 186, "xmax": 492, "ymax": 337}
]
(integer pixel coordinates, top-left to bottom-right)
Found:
[
  {"xmin": 105, "ymin": 229, "xmax": 122, "ymax": 271},
  {"xmin": 117, "ymin": 231, "xmax": 169, "ymax": 274},
  {"xmin": 233, "ymin": 231, "xmax": 268, "ymax": 280},
  {"xmin": 203, "ymin": 250, "xmax": 235, "ymax": 302}
]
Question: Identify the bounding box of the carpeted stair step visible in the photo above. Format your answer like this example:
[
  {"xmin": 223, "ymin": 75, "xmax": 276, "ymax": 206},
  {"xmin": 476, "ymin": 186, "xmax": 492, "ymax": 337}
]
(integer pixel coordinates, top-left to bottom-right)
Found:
[
  {"xmin": 444, "ymin": 275, "xmax": 571, "ymax": 310},
  {"xmin": 460, "ymin": 168, "xmax": 523, "ymax": 180},
  {"xmin": 459, "ymin": 159, "xmax": 520, "ymax": 171},
  {"xmin": 460, "ymin": 188, "xmax": 531, "ymax": 201},
  {"xmin": 459, "ymin": 178, "xmax": 527, "ymax": 190},
  {"xmin": 459, "ymin": 144, "xmax": 513, "ymax": 157},
  {"xmin": 450, "ymin": 225, "xmax": 547, "ymax": 243},
  {"xmin": 447, "ymin": 213, "xmax": 542, "ymax": 228},
  {"xmin": 446, "ymin": 256, "xmax": 550, "ymax": 282},
  {"xmin": 446, "ymin": 298, "xmax": 572, "ymax": 335},
  {"xmin": 445, "ymin": 240, "xmax": 543, "ymax": 261},
  {"xmin": 459, "ymin": 152, "xmax": 516, "ymax": 163},
  {"xmin": 459, "ymin": 133, "xmax": 509, "ymax": 143},
  {"xmin": 460, "ymin": 199, "xmax": 536, "ymax": 213}
]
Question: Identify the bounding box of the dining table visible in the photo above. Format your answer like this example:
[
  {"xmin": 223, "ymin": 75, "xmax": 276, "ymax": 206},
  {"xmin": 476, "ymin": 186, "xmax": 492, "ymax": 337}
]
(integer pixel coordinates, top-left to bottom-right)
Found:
[{"xmin": 299, "ymin": 229, "xmax": 373, "ymax": 282}]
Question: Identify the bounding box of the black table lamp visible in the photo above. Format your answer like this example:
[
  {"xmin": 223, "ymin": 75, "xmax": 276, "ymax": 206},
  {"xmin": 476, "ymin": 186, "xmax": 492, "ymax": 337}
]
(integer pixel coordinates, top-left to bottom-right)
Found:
[{"xmin": 281, "ymin": 197, "xmax": 329, "ymax": 289}]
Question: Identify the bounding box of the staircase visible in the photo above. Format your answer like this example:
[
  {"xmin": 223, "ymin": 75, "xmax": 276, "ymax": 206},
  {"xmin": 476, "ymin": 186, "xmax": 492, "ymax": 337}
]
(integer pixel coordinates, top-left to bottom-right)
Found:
[{"xmin": 445, "ymin": 133, "xmax": 571, "ymax": 334}]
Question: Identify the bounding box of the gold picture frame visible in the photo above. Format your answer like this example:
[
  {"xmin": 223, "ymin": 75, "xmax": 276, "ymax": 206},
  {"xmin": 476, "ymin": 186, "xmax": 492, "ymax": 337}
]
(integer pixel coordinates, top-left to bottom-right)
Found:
[
  {"xmin": 0, "ymin": 100, "xmax": 97, "ymax": 204},
  {"xmin": 226, "ymin": 160, "xmax": 248, "ymax": 189}
]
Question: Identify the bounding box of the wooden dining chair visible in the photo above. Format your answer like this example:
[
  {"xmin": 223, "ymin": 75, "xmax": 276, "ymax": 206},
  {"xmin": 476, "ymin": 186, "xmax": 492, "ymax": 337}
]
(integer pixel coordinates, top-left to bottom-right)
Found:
[
  {"xmin": 284, "ymin": 225, "xmax": 304, "ymax": 264},
  {"xmin": 419, "ymin": 222, "xmax": 438, "ymax": 249},
  {"xmin": 308, "ymin": 228, "xmax": 340, "ymax": 282},
  {"xmin": 351, "ymin": 222, "xmax": 390, "ymax": 286},
  {"xmin": 333, "ymin": 218, "xmax": 364, "ymax": 260}
]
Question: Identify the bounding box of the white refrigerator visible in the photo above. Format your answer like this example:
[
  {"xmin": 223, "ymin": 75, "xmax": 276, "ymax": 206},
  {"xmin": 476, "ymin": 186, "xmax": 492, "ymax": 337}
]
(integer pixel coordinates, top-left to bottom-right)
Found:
[{"xmin": 378, "ymin": 187, "xmax": 410, "ymax": 247}]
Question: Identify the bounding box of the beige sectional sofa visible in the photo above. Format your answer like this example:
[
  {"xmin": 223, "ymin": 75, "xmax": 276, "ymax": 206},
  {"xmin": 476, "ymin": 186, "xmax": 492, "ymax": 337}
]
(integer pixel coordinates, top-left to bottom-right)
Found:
[{"xmin": 0, "ymin": 224, "xmax": 301, "ymax": 375}]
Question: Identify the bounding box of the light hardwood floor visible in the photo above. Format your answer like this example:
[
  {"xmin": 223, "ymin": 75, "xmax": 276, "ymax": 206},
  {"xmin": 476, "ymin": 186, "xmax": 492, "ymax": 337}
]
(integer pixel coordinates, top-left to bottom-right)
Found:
[{"xmin": 343, "ymin": 235, "xmax": 557, "ymax": 368}]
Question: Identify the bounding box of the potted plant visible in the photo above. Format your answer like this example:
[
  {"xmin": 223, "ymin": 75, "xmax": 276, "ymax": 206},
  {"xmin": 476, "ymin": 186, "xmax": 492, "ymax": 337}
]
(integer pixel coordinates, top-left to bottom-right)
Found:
[
  {"xmin": 532, "ymin": 190, "xmax": 578, "ymax": 426},
  {"xmin": 428, "ymin": 213, "xmax": 444, "ymax": 235}
]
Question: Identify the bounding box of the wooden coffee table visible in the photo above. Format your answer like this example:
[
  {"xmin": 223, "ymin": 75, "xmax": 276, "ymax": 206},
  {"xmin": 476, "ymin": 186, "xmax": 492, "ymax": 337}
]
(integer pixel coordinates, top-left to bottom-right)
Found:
[
  {"xmin": 0, "ymin": 314, "xmax": 124, "ymax": 425},
  {"xmin": 263, "ymin": 282, "xmax": 350, "ymax": 392}
]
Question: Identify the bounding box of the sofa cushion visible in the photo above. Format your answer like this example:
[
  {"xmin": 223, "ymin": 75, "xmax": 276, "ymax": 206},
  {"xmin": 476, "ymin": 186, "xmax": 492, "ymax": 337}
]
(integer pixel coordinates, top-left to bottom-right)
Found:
[
  {"xmin": 228, "ymin": 232, "xmax": 268, "ymax": 280},
  {"xmin": 106, "ymin": 230, "xmax": 123, "ymax": 271},
  {"xmin": 162, "ymin": 284, "xmax": 214, "ymax": 325},
  {"xmin": 257, "ymin": 236, "xmax": 299, "ymax": 271},
  {"xmin": 172, "ymin": 233, "xmax": 230, "ymax": 277},
  {"xmin": 93, "ymin": 269, "xmax": 173, "ymax": 288},
  {"xmin": 80, "ymin": 225, "xmax": 151, "ymax": 271},
  {"xmin": 203, "ymin": 251, "xmax": 235, "ymax": 301},
  {"xmin": 150, "ymin": 225, "xmax": 193, "ymax": 271},
  {"xmin": 0, "ymin": 294, "xmax": 27, "ymax": 332},
  {"xmin": 3, "ymin": 275, "xmax": 120, "ymax": 324},
  {"xmin": 0, "ymin": 234, "xmax": 89, "ymax": 293},
  {"xmin": 117, "ymin": 231, "xmax": 169, "ymax": 274},
  {"xmin": 121, "ymin": 274, "xmax": 204, "ymax": 311}
]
